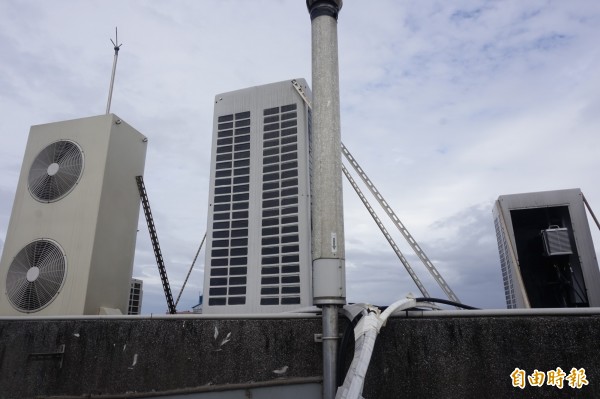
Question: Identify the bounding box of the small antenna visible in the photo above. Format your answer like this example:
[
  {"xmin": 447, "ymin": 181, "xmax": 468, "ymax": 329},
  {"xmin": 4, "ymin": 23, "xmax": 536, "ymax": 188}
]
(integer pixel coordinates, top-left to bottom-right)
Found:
[{"xmin": 105, "ymin": 27, "xmax": 123, "ymax": 115}]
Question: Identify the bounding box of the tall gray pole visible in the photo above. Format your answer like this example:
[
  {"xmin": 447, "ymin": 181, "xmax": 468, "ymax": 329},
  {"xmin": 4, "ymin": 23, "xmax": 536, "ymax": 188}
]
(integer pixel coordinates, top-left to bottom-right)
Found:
[
  {"xmin": 106, "ymin": 27, "xmax": 122, "ymax": 115},
  {"xmin": 306, "ymin": 1, "xmax": 345, "ymax": 398}
]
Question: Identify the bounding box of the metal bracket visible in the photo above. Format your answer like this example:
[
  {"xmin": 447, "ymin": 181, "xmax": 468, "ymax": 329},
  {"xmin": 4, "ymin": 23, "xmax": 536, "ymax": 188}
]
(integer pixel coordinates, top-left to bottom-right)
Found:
[
  {"xmin": 28, "ymin": 344, "xmax": 65, "ymax": 368},
  {"xmin": 314, "ymin": 333, "xmax": 343, "ymax": 343},
  {"xmin": 291, "ymin": 80, "xmax": 312, "ymax": 109}
]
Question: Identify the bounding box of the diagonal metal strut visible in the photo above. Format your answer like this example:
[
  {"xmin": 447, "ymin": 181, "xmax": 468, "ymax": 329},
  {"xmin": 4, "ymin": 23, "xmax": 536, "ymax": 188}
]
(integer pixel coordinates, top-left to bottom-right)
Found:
[
  {"xmin": 292, "ymin": 80, "xmax": 458, "ymax": 302},
  {"xmin": 175, "ymin": 233, "xmax": 206, "ymax": 308},
  {"xmin": 341, "ymin": 143, "xmax": 460, "ymax": 303},
  {"xmin": 342, "ymin": 164, "xmax": 430, "ymax": 297}
]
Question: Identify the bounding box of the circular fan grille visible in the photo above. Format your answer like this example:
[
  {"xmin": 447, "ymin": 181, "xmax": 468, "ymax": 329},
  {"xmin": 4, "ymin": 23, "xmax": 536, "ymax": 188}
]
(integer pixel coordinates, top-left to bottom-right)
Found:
[
  {"xmin": 6, "ymin": 239, "xmax": 67, "ymax": 313},
  {"xmin": 28, "ymin": 140, "xmax": 84, "ymax": 202}
]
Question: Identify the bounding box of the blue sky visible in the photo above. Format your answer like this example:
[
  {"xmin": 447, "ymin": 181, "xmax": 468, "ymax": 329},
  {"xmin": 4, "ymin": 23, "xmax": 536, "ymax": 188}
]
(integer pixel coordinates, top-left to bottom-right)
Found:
[{"xmin": 1, "ymin": 1, "xmax": 599, "ymax": 313}]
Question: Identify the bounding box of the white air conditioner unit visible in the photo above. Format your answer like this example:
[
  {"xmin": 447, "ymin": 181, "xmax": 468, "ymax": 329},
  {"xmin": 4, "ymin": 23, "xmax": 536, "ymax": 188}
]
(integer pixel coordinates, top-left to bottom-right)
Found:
[{"xmin": 0, "ymin": 114, "xmax": 147, "ymax": 316}]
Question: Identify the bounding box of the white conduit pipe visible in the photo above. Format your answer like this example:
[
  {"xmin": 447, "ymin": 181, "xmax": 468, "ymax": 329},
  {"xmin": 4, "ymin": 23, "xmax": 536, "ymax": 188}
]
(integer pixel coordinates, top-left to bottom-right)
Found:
[{"xmin": 336, "ymin": 296, "xmax": 417, "ymax": 399}]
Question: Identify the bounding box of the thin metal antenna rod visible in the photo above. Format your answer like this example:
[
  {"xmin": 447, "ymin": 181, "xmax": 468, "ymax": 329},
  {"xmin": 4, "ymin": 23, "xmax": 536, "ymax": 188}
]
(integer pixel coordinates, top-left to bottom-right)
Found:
[{"xmin": 105, "ymin": 27, "xmax": 123, "ymax": 114}]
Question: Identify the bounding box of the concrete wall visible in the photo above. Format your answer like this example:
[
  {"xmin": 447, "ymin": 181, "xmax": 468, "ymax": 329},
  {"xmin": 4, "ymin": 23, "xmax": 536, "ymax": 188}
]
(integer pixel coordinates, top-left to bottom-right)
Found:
[
  {"xmin": 363, "ymin": 314, "xmax": 599, "ymax": 398},
  {"xmin": 0, "ymin": 313, "xmax": 598, "ymax": 398},
  {"xmin": 0, "ymin": 316, "xmax": 323, "ymax": 398}
]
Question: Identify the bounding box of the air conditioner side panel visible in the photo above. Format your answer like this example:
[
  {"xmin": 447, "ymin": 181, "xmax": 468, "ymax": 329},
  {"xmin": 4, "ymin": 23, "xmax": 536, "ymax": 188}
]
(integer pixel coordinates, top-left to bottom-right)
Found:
[{"xmin": 86, "ymin": 115, "xmax": 147, "ymax": 314}]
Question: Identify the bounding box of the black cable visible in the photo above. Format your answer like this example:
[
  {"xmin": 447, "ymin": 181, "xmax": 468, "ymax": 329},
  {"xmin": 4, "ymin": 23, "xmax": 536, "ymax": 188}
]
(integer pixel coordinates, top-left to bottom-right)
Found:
[
  {"xmin": 336, "ymin": 310, "xmax": 364, "ymax": 387},
  {"xmin": 414, "ymin": 297, "xmax": 480, "ymax": 310},
  {"xmin": 337, "ymin": 298, "xmax": 478, "ymax": 387}
]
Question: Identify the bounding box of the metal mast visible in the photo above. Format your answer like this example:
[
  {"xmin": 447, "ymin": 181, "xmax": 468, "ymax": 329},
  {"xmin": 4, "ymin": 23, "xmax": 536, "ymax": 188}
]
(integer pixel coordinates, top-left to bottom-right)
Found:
[
  {"xmin": 105, "ymin": 27, "xmax": 122, "ymax": 114},
  {"xmin": 306, "ymin": 1, "xmax": 345, "ymax": 399}
]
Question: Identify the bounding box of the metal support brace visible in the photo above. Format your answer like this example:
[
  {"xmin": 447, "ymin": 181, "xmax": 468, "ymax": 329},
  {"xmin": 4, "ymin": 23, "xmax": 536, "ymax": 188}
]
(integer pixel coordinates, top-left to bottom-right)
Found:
[
  {"xmin": 136, "ymin": 175, "xmax": 177, "ymax": 314},
  {"xmin": 295, "ymin": 77, "xmax": 445, "ymax": 300},
  {"xmin": 582, "ymin": 193, "xmax": 600, "ymax": 232},
  {"xmin": 175, "ymin": 233, "xmax": 206, "ymax": 308},
  {"xmin": 342, "ymin": 164, "xmax": 430, "ymax": 297},
  {"xmin": 341, "ymin": 143, "xmax": 460, "ymax": 303}
]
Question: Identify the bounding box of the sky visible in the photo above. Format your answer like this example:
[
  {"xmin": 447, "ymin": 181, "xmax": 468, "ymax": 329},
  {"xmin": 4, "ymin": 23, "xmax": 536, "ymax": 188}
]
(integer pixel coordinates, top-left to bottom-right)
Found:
[{"xmin": 1, "ymin": 0, "xmax": 599, "ymax": 313}]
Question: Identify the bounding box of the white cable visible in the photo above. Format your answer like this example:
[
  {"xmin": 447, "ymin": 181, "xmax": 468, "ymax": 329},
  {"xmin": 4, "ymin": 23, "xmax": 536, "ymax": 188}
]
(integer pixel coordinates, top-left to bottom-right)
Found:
[{"xmin": 336, "ymin": 295, "xmax": 417, "ymax": 399}]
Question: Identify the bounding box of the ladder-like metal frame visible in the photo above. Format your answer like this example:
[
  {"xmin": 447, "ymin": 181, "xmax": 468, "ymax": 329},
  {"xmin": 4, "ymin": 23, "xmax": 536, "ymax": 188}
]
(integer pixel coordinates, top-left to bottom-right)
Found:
[
  {"xmin": 341, "ymin": 143, "xmax": 460, "ymax": 303},
  {"xmin": 342, "ymin": 164, "xmax": 430, "ymax": 297},
  {"xmin": 136, "ymin": 175, "xmax": 177, "ymax": 314}
]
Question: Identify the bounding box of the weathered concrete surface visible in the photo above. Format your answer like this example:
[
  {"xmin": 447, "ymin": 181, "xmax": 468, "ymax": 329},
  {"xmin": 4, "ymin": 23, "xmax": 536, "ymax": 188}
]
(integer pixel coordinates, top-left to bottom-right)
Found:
[
  {"xmin": 0, "ymin": 314, "xmax": 599, "ymax": 398},
  {"xmin": 362, "ymin": 315, "xmax": 600, "ymax": 398},
  {"xmin": 0, "ymin": 317, "xmax": 323, "ymax": 398}
]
